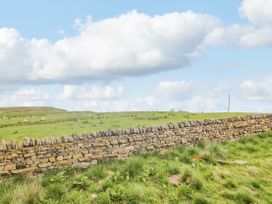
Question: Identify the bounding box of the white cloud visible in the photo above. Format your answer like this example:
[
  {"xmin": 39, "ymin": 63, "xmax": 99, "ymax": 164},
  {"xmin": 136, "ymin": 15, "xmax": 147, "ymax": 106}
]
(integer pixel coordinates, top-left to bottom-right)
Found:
[
  {"xmin": 0, "ymin": 11, "xmax": 220, "ymax": 84},
  {"xmin": 204, "ymin": 0, "xmax": 272, "ymax": 48},
  {"xmin": 203, "ymin": 24, "xmax": 251, "ymax": 46},
  {"xmin": 0, "ymin": 87, "xmax": 51, "ymax": 107},
  {"xmin": 204, "ymin": 24, "xmax": 272, "ymax": 48},
  {"xmin": 241, "ymin": 76, "xmax": 272, "ymax": 101},
  {"xmin": 155, "ymin": 80, "xmax": 198, "ymax": 100},
  {"xmin": 11, "ymin": 88, "xmax": 49, "ymax": 101},
  {"xmin": 240, "ymin": 26, "xmax": 272, "ymax": 47},
  {"xmin": 239, "ymin": 0, "xmax": 272, "ymax": 26},
  {"xmin": 58, "ymin": 84, "xmax": 124, "ymax": 100},
  {"xmin": 187, "ymin": 96, "xmax": 218, "ymax": 112},
  {"xmin": 213, "ymin": 83, "xmax": 232, "ymax": 94}
]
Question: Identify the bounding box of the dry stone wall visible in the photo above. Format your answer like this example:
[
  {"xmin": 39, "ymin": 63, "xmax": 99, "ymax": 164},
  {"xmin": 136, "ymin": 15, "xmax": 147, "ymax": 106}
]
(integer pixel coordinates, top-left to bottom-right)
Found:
[{"xmin": 1, "ymin": 114, "xmax": 272, "ymax": 177}]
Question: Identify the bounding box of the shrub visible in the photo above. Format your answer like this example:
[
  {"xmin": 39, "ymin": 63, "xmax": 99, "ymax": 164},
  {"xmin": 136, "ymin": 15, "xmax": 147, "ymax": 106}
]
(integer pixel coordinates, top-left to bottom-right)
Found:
[
  {"xmin": 196, "ymin": 141, "xmax": 206, "ymax": 149},
  {"xmin": 201, "ymin": 153, "xmax": 214, "ymax": 164},
  {"xmin": 178, "ymin": 185, "xmax": 193, "ymax": 200},
  {"xmin": 42, "ymin": 171, "xmax": 67, "ymax": 186},
  {"xmin": 193, "ymin": 195, "xmax": 210, "ymax": 204},
  {"xmin": 249, "ymin": 180, "xmax": 260, "ymax": 189},
  {"xmin": 86, "ymin": 165, "xmax": 108, "ymax": 181},
  {"xmin": 181, "ymin": 169, "xmax": 193, "ymax": 184},
  {"xmin": 46, "ymin": 184, "xmax": 67, "ymax": 200},
  {"xmin": 244, "ymin": 144, "xmax": 258, "ymax": 153},
  {"xmin": 166, "ymin": 161, "xmax": 180, "ymax": 176},
  {"xmin": 64, "ymin": 191, "xmax": 89, "ymax": 203},
  {"xmin": 96, "ymin": 192, "xmax": 111, "ymax": 204},
  {"xmin": 208, "ymin": 144, "xmax": 227, "ymax": 160},
  {"xmin": 100, "ymin": 179, "xmax": 114, "ymax": 191},
  {"xmin": 190, "ymin": 178, "xmax": 203, "ymax": 191},
  {"xmin": 186, "ymin": 147, "xmax": 199, "ymax": 156},
  {"xmin": 121, "ymin": 158, "xmax": 144, "ymax": 179},
  {"xmin": 72, "ymin": 176, "xmax": 90, "ymax": 190},
  {"xmin": 109, "ymin": 184, "xmax": 126, "ymax": 201},
  {"xmin": 224, "ymin": 180, "xmax": 236, "ymax": 189},
  {"xmin": 235, "ymin": 191, "xmax": 254, "ymax": 204},
  {"xmin": 222, "ymin": 190, "xmax": 254, "ymax": 204},
  {"xmin": 180, "ymin": 155, "xmax": 192, "ymax": 164}
]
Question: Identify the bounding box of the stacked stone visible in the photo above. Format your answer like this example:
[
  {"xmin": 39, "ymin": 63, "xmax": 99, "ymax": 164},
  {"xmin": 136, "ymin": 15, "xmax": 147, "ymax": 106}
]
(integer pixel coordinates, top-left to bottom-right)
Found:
[{"xmin": 1, "ymin": 114, "xmax": 272, "ymax": 178}]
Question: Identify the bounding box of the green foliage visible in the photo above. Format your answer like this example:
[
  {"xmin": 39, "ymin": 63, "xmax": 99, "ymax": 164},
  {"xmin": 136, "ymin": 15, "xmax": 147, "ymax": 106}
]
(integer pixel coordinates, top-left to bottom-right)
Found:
[
  {"xmin": 121, "ymin": 158, "xmax": 144, "ymax": 179},
  {"xmin": 222, "ymin": 190, "xmax": 254, "ymax": 204},
  {"xmin": 201, "ymin": 152, "xmax": 215, "ymax": 164},
  {"xmin": 86, "ymin": 165, "xmax": 108, "ymax": 181},
  {"xmin": 46, "ymin": 184, "xmax": 67, "ymax": 200},
  {"xmin": 178, "ymin": 185, "xmax": 193, "ymax": 200},
  {"xmin": 193, "ymin": 195, "xmax": 210, "ymax": 204},
  {"xmin": 96, "ymin": 192, "xmax": 111, "ymax": 204},
  {"xmin": 190, "ymin": 178, "xmax": 203, "ymax": 191},
  {"xmin": 196, "ymin": 141, "xmax": 206, "ymax": 149},
  {"xmin": 166, "ymin": 161, "xmax": 180, "ymax": 175},
  {"xmin": 224, "ymin": 180, "xmax": 236, "ymax": 189},
  {"xmin": 72, "ymin": 176, "xmax": 90, "ymax": 190},
  {"xmin": 181, "ymin": 169, "xmax": 193, "ymax": 183},
  {"xmin": 248, "ymin": 180, "xmax": 261, "ymax": 189},
  {"xmin": 208, "ymin": 144, "xmax": 227, "ymax": 160},
  {"xmin": 0, "ymin": 132, "xmax": 271, "ymax": 203}
]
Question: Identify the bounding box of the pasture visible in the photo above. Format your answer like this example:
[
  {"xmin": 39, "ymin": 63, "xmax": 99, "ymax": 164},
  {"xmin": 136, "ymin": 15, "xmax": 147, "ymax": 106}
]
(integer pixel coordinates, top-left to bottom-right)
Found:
[{"xmin": 0, "ymin": 107, "xmax": 248, "ymax": 141}]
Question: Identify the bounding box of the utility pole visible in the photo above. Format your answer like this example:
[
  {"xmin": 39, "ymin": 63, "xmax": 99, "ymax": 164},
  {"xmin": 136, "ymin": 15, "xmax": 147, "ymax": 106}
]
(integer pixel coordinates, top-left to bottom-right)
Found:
[{"xmin": 227, "ymin": 94, "xmax": 231, "ymax": 113}]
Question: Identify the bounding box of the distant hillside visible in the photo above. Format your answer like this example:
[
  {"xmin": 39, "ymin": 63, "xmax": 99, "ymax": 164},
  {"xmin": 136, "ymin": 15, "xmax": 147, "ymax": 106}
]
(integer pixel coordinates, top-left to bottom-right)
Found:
[
  {"xmin": 0, "ymin": 107, "xmax": 249, "ymax": 141},
  {"xmin": 0, "ymin": 106, "xmax": 67, "ymax": 117}
]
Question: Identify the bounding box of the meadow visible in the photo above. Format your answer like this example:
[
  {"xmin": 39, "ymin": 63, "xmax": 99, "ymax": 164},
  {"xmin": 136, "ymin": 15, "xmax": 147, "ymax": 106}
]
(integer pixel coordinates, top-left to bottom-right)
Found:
[
  {"xmin": 0, "ymin": 107, "xmax": 249, "ymax": 141},
  {"xmin": 0, "ymin": 132, "xmax": 271, "ymax": 203}
]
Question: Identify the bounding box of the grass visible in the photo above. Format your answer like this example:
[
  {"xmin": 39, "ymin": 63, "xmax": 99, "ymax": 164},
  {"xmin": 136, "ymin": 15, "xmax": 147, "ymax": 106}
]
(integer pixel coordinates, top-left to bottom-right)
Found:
[
  {"xmin": 0, "ymin": 106, "xmax": 249, "ymax": 141},
  {"xmin": 1, "ymin": 132, "xmax": 271, "ymax": 203}
]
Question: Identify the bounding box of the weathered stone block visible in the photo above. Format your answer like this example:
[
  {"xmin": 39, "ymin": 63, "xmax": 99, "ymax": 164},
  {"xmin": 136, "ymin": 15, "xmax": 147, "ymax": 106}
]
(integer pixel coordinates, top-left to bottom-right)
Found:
[{"xmin": 4, "ymin": 164, "xmax": 16, "ymax": 171}]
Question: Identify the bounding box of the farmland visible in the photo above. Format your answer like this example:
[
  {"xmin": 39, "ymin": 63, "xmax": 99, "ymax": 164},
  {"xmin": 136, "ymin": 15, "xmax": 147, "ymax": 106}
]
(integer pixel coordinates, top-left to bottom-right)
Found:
[{"xmin": 0, "ymin": 107, "xmax": 249, "ymax": 141}]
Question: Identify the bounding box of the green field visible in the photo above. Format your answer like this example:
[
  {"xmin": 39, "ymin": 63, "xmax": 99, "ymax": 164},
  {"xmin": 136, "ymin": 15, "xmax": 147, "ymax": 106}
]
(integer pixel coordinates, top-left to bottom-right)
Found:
[
  {"xmin": 0, "ymin": 107, "xmax": 249, "ymax": 141},
  {"xmin": 1, "ymin": 132, "xmax": 271, "ymax": 203}
]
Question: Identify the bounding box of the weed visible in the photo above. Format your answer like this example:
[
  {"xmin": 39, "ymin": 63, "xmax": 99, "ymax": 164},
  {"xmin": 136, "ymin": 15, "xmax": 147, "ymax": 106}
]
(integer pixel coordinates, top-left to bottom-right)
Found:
[
  {"xmin": 96, "ymin": 192, "xmax": 111, "ymax": 204},
  {"xmin": 46, "ymin": 184, "xmax": 67, "ymax": 200},
  {"xmin": 224, "ymin": 180, "xmax": 236, "ymax": 189},
  {"xmin": 86, "ymin": 165, "xmax": 108, "ymax": 181},
  {"xmin": 71, "ymin": 176, "xmax": 90, "ymax": 190},
  {"xmin": 181, "ymin": 169, "xmax": 193, "ymax": 184},
  {"xmin": 193, "ymin": 195, "xmax": 210, "ymax": 204},
  {"xmin": 190, "ymin": 178, "xmax": 203, "ymax": 191},
  {"xmin": 166, "ymin": 161, "xmax": 180, "ymax": 176},
  {"xmin": 178, "ymin": 185, "xmax": 193, "ymax": 200},
  {"xmin": 249, "ymin": 180, "xmax": 261, "ymax": 189},
  {"xmin": 121, "ymin": 158, "xmax": 144, "ymax": 179},
  {"xmin": 208, "ymin": 144, "xmax": 227, "ymax": 160},
  {"xmin": 197, "ymin": 141, "xmax": 206, "ymax": 149}
]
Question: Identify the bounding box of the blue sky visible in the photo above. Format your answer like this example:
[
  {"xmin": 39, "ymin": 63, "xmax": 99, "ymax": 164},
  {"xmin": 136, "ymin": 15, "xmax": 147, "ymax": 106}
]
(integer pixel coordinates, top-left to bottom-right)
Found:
[{"xmin": 0, "ymin": 0, "xmax": 272, "ymax": 112}]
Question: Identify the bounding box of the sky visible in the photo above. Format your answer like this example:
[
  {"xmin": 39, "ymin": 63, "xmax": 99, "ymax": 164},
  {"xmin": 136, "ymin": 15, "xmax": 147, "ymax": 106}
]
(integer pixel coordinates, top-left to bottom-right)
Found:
[{"xmin": 0, "ymin": 0, "xmax": 272, "ymax": 112}]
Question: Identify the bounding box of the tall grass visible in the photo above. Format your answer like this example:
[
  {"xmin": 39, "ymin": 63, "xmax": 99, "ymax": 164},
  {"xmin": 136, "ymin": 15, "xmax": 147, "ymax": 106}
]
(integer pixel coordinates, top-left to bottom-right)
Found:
[{"xmin": 0, "ymin": 132, "xmax": 271, "ymax": 203}]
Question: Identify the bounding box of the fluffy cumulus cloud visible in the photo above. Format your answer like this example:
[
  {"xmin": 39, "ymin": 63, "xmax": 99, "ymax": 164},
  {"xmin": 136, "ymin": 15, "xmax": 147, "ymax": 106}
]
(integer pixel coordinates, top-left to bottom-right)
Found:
[
  {"xmin": 58, "ymin": 84, "xmax": 124, "ymax": 100},
  {"xmin": 0, "ymin": 88, "xmax": 50, "ymax": 107},
  {"xmin": 238, "ymin": 0, "xmax": 272, "ymax": 47},
  {"xmin": 239, "ymin": 0, "xmax": 272, "ymax": 26},
  {"xmin": 204, "ymin": 0, "xmax": 272, "ymax": 48},
  {"xmin": 241, "ymin": 76, "xmax": 272, "ymax": 101},
  {"xmin": 11, "ymin": 88, "xmax": 50, "ymax": 101},
  {"xmin": 153, "ymin": 80, "xmax": 233, "ymax": 112},
  {"xmin": 155, "ymin": 80, "xmax": 198, "ymax": 100},
  {"xmin": 0, "ymin": 10, "xmax": 220, "ymax": 84}
]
